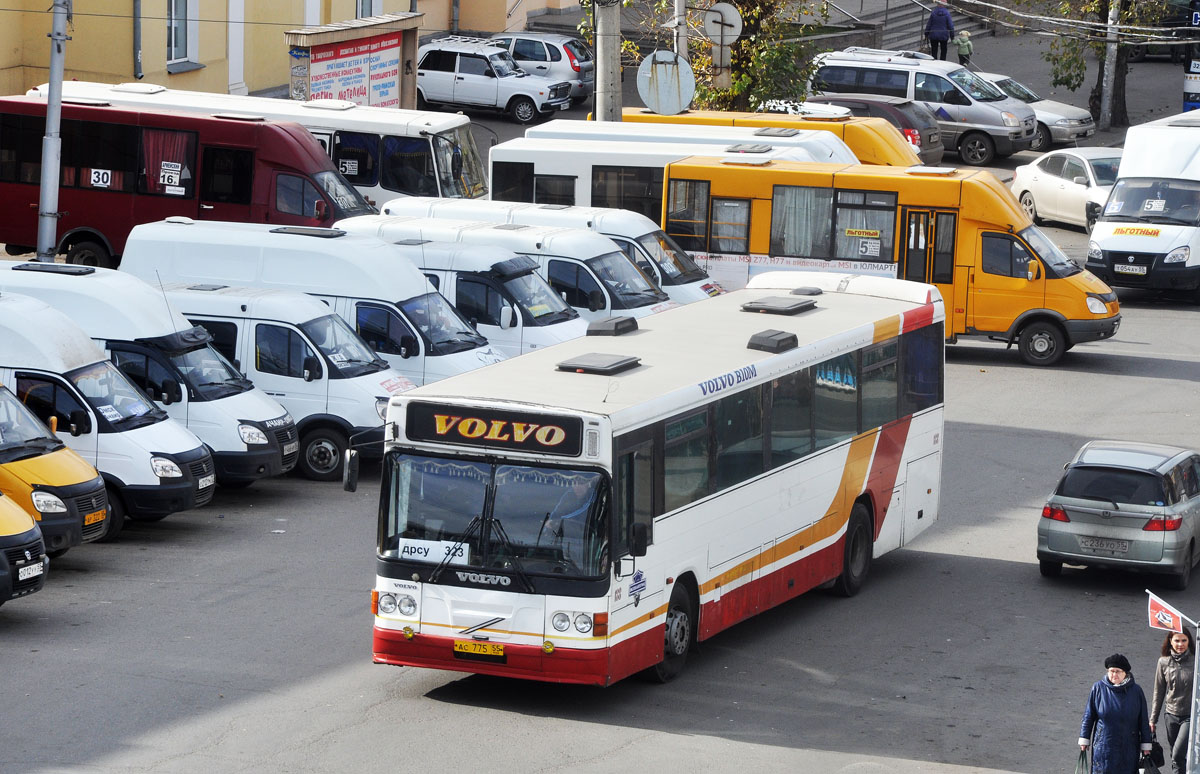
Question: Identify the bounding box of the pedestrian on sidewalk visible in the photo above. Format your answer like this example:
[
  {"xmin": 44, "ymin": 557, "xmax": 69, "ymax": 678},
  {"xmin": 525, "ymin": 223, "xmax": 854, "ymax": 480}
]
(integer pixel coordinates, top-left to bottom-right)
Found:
[
  {"xmin": 1150, "ymin": 630, "xmax": 1193, "ymax": 774},
  {"xmin": 952, "ymin": 30, "xmax": 972, "ymax": 67},
  {"xmin": 1079, "ymin": 653, "xmax": 1153, "ymax": 773},
  {"xmin": 924, "ymin": 0, "xmax": 955, "ymax": 61}
]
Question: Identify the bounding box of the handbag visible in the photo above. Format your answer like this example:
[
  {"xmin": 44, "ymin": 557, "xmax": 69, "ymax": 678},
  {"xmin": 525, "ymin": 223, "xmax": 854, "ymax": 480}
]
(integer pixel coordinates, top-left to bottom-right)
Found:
[
  {"xmin": 1075, "ymin": 749, "xmax": 1088, "ymax": 774},
  {"xmin": 1150, "ymin": 737, "xmax": 1165, "ymax": 767},
  {"xmin": 1140, "ymin": 752, "xmax": 1162, "ymax": 774}
]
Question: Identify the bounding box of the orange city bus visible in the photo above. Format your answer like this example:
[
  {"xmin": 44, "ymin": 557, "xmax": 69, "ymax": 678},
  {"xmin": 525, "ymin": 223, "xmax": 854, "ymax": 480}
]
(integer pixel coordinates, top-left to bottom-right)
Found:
[
  {"xmin": 354, "ymin": 272, "xmax": 945, "ymax": 686},
  {"xmin": 0, "ymin": 95, "xmax": 374, "ymax": 268},
  {"xmin": 661, "ymin": 155, "xmax": 1121, "ymax": 366}
]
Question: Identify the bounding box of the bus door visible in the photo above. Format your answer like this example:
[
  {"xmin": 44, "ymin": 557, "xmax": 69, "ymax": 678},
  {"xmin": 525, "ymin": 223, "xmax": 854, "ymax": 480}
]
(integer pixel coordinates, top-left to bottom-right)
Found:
[
  {"xmin": 970, "ymin": 231, "xmax": 1046, "ymax": 335},
  {"xmin": 198, "ymin": 146, "xmax": 255, "ymax": 222},
  {"xmin": 902, "ymin": 209, "xmax": 957, "ymax": 312}
]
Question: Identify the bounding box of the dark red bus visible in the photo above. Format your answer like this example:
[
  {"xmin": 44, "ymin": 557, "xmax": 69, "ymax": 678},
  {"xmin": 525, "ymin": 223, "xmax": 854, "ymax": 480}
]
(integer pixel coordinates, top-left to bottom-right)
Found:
[{"xmin": 0, "ymin": 95, "xmax": 375, "ymax": 268}]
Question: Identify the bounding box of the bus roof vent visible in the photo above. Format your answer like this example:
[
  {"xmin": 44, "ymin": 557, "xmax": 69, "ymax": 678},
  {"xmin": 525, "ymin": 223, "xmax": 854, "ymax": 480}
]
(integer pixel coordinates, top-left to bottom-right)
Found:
[
  {"xmin": 1168, "ymin": 117, "xmax": 1200, "ymax": 128},
  {"xmin": 392, "ymin": 238, "xmax": 430, "ymax": 246},
  {"xmin": 165, "ymin": 216, "xmax": 194, "ymax": 225},
  {"xmin": 300, "ymin": 99, "xmax": 357, "ymax": 112},
  {"xmin": 212, "ymin": 112, "xmax": 266, "ymax": 122},
  {"xmin": 586, "ymin": 316, "xmax": 639, "ymax": 336},
  {"xmin": 724, "ymin": 143, "xmax": 774, "ymax": 154},
  {"xmin": 740, "ymin": 296, "xmax": 818, "ymax": 315},
  {"xmin": 535, "ymin": 204, "xmax": 572, "ymax": 210},
  {"xmin": 790, "ymin": 286, "xmax": 823, "ymax": 296},
  {"xmin": 556, "ymin": 353, "xmax": 641, "ymax": 375},
  {"xmin": 753, "ymin": 127, "xmax": 801, "ymax": 138},
  {"xmin": 748, "ymin": 329, "xmax": 798, "ymax": 353},
  {"xmin": 186, "ymin": 284, "xmax": 229, "ymax": 292},
  {"xmin": 268, "ymin": 226, "xmax": 347, "ymax": 238},
  {"xmin": 721, "ymin": 155, "xmax": 773, "ymax": 166},
  {"xmin": 12, "ymin": 262, "xmax": 95, "ymax": 276},
  {"xmin": 62, "ymin": 96, "xmax": 110, "ymax": 106},
  {"xmin": 493, "ymin": 223, "xmax": 531, "ymax": 231},
  {"xmin": 113, "ymin": 82, "xmax": 166, "ymax": 94},
  {"xmin": 906, "ymin": 165, "xmax": 958, "ymax": 176}
]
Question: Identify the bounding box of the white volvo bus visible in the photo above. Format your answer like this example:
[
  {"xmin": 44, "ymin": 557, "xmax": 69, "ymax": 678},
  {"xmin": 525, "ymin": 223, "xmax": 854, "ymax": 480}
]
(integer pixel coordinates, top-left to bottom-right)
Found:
[{"xmin": 354, "ymin": 272, "xmax": 946, "ymax": 686}]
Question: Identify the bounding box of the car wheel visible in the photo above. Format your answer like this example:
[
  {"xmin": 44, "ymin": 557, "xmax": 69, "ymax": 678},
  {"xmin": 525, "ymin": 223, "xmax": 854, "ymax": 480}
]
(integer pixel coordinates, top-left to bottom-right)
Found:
[
  {"xmin": 1018, "ymin": 320, "xmax": 1067, "ymax": 366},
  {"xmin": 298, "ymin": 428, "xmax": 347, "ymax": 482},
  {"xmin": 646, "ymin": 582, "xmax": 695, "ymax": 683},
  {"xmin": 833, "ymin": 503, "xmax": 872, "ymax": 597},
  {"xmin": 96, "ymin": 485, "xmax": 126, "ymax": 542},
  {"xmin": 509, "ymin": 96, "xmax": 538, "ymax": 125},
  {"xmin": 1039, "ymin": 559, "xmax": 1063, "ymax": 578},
  {"xmin": 47, "ymin": 547, "xmax": 69, "ymax": 559},
  {"xmin": 1030, "ymin": 123, "xmax": 1051, "ymax": 153},
  {"xmin": 65, "ymin": 240, "xmax": 115, "ymax": 269},
  {"xmin": 416, "ymin": 91, "xmax": 429, "ymax": 110},
  {"xmin": 958, "ymin": 132, "xmax": 995, "ymax": 166},
  {"xmin": 1019, "ymin": 191, "xmax": 1042, "ymax": 225},
  {"xmin": 1169, "ymin": 547, "xmax": 1193, "ymax": 590}
]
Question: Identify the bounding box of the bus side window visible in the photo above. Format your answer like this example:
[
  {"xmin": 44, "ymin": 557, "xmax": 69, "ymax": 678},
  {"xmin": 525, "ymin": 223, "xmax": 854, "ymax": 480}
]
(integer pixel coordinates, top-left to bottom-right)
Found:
[
  {"xmin": 593, "ymin": 166, "xmax": 662, "ymax": 222},
  {"xmin": 615, "ymin": 441, "xmax": 655, "ymax": 556},
  {"xmin": 663, "ymin": 410, "xmax": 710, "ymax": 511},
  {"xmin": 457, "ymin": 278, "xmax": 504, "ymax": 326},
  {"xmin": 139, "ymin": 128, "xmax": 196, "ymax": 197},
  {"xmin": 254, "ymin": 324, "xmax": 315, "ymax": 379},
  {"xmin": 932, "ymin": 212, "xmax": 956, "ymax": 284},
  {"xmin": 492, "ymin": 161, "xmax": 534, "ymax": 202},
  {"xmin": 709, "ymin": 198, "xmax": 751, "ymax": 254},
  {"xmin": 665, "ymin": 178, "xmax": 710, "ymax": 252},
  {"xmin": 860, "ymin": 339, "xmax": 899, "ymax": 429},
  {"xmin": 547, "ymin": 260, "xmax": 602, "ymax": 309},
  {"xmin": 15, "ymin": 376, "xmax": 86, "ymax": 431},
  {"xmin": 380, "ymin": 135, "xmax": 435, "ymax": 195},
  {"xmin": 356, "ymin": 304, "xmax": 419, "ymax": 357},
  {"xmin": 814, "ymin": 352, "xmax": 858, "ymax": 450},
  {"xmin": 191, "ymin": 320, "xmax": 240, "ymax": 365},
  {"xmin": 111, "ymin": 350, "xmax": 175, "ymax": 399},
  {"xmin": 64, "ymin": 119, "xmax": 137, "ymax": 193},
  {"xmin": 981, "ymin": 234, "xmax": 1033, "ymax": 278},
  {"xmin": 900, "ymin": 321, "xmax": 944, "ymax": 414},
  {"xmin": 769, "ymin": 367, "xmax": 813, "ymax": 467},
  {"xmin": 770, "ymin": 185, "xmax": 834, "ymax": 258},
  {"xmin": 201, "ymin": 147, "xmax": 253, "ymax": 204},
  {"xmin": 275, "ymin": 174, "xmax": 323, "ymax": 218},
  {"xmin": 714, "ymin": 385, "xmax": 764, "ymax": 490},
  {"xmin": 0, "ymin": 113, "xmax": 42, "ymax": 184},
  {"xmin": 533, "ymin": 174, "xmax": 575, "ymax": 205},
  {"xmin": 334, "ymin": 131, "xmax": 380, "ymax": 187}
]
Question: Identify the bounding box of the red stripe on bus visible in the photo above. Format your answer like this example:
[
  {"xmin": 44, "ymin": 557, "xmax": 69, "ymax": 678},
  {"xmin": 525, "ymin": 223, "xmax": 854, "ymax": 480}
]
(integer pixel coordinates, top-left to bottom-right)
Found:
[
  {"xmin": 902, "ymin": 303, "xmax": 936, "ymax": 332},
  {"xmin": 866, "ymin": 418, "xmax": 912, "ymax": 538}
]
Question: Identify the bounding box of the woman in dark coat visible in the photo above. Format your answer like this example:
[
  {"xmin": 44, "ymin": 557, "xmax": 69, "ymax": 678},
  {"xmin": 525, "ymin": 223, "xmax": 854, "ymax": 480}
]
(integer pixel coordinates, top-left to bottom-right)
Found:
[
  {"xmin": 1079, "ymin": 653, "xmax": 1154, "ymax": 773},
  {"xmin": 924, "ymin": 0, "xmax": 955, "ymax": 61}
]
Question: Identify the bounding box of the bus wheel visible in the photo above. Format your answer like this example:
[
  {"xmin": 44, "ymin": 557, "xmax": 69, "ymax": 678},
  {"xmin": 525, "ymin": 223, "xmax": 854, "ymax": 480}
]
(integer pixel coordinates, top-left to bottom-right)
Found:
[
  {"xmin": 958, "ymin": 132, "xmax": 995, "ymax": 166},
  {"xmin": 65, "ymin": 240, "xmax": 114, "ymax": 268},
  {"xmin": 509, "ymin": 96, "xmax": 538, "ymax": 125},
  {"xmin": 298, "ymin": 428, "xmax": 346, "ymax": 482},
  {"xmin": 97, "ymin": 486, "xmax": 126, "ymax": 542},
  {"xmin": 833, "ymin": 504, "xmax": 872, "ymax": 597},
  {"xmin": 1017, "ymin": 321, "xmax": 1066, "ymax": 366},
  {"xmin": 650, "ymin": 583, "xmax": 694, "ymax": 683}
]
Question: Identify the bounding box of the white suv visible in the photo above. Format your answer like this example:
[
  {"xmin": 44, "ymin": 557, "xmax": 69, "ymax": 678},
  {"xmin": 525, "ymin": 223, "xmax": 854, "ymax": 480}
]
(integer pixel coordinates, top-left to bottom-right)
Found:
[{"xmin": 417, "ymin": 36, "xmax": 572, "ymax": 124}]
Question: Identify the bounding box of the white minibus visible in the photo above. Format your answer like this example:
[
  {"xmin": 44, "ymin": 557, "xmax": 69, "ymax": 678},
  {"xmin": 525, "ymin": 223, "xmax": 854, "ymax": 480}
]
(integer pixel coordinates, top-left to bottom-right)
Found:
[
  {"xmin": 161, "ymin": 284, "xmax": 417, "ymax": 481},
  {"xmin": 0, "ymin": 262, "xmax": 298, "ymax": 488},
  {"xmin": 337, "ymin": 215, "xmax": 678, "ymax": 322},
  {"xmin": 0, "ymin": 292, "xmax": 214, "ymax": 540},
  {"xmin": 120, "ymin": 219, "xmax": 506, "ymax": 387},
  {"xmin": 379, "ymin": 197, "xmax": 724, "ymax": 304},
  {"xmin": 27, "ymin": 80, "xmax": 489, "ymax": 205}
]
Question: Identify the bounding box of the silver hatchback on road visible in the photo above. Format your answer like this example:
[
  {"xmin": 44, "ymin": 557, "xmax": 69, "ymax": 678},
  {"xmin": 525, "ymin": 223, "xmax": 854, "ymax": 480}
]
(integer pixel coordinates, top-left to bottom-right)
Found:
[{"xmin": 1037, "ymin": 440, "xmax": 1200, "ymax": 589}]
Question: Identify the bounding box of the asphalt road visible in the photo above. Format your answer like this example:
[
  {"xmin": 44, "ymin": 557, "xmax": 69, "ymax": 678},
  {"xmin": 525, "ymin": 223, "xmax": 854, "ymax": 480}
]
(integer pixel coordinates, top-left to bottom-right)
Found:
[{"xmin": 5, "ymin": 89, "xmax": 1200, "ymax": 774}]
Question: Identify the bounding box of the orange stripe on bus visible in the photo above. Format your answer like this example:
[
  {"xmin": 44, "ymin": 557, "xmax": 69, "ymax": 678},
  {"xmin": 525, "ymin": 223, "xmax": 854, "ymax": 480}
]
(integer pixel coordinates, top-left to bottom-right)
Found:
[
  {"xmin": 873, "ymin": 314, "xmax": 901, "ymax": 344},
  {"xmin": 609, "ymin": 603, "xmax": 668, "ymax": 638}
]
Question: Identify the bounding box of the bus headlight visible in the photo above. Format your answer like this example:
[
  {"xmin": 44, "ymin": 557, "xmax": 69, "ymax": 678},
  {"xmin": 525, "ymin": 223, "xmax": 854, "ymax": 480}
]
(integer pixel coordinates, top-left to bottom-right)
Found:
[
  {"xmin": 375, "ymin": 397, "xmax": 389, "ymax": 422},
  {"xmin": 1164, "ymin": 246, "xmax": 1190, "ymax": 264},
  {"xmin": 31, "ymin": 490, "xmax": 66, "ymax": 513},
  {"xmin": 1085, "ymin": 295, "xmax": 1107, "ymax": 314},
  {"xmin": 377, "ymin": 593, "xmax": 398, "ymax": 614},
  {"xmin": 150, "ymin": 456, "xmax": 183, "ymax": 478},
  {"xmin": 1087, "ymin": 241, "xmax": 1103, "ymax": 263},
  {"xmin": 397, "ymin": 595, "xmax": 417, "ymax": 616},
  {"xmin": 573, "ymin": 613, "xmax": 593, "ymax": 634},
  {"xmin": 238, "ymin": 424, "xmax": 269, "ymax": 445},
  {"xmin": 552, "ymin": 612, "xmax": 571, "ymax": 631}
]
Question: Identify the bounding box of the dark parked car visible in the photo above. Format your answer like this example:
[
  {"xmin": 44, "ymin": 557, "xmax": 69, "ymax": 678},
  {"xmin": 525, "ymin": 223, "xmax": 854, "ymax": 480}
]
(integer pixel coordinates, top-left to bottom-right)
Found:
[{"xmin": 803, "ymin": 93, "xmax": 945, "ymax": 165}]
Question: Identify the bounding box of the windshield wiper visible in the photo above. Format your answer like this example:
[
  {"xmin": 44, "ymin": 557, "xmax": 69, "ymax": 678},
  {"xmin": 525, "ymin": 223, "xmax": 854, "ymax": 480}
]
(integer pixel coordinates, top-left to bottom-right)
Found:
[
  {"xmin": 1143, "ymin": 215, "xmax": 1194, "ymax": 225},
  {"xmin": 429, "ymin": 516, "xmax": 481, "ymax": 583},
  {"xmin": 1101, "ymin": 214, "xmax": 1143, "ymax": 222},
  {"xmin": 488, "ymin": 517, "xmax": 534, "ymax": 593}
]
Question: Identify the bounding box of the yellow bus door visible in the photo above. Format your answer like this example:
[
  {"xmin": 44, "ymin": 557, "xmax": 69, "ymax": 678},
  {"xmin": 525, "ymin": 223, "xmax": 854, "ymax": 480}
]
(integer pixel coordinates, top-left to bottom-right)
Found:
[
  {"xmin": 902, "ymin": 210, "xmax": 957, "ymax": 326},
  {"xmin": 969, "ymin": 232, "xmax": 1047, "ymax": 336}
]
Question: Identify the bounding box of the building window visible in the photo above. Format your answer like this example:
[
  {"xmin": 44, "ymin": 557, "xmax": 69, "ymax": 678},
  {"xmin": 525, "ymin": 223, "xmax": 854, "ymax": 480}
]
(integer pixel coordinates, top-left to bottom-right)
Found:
[
  {"xmin": 357, "ymin": 0, "xmax": 381, "ymax": 17},
  {"xmin": 167, "ymin": 0, "xmax": 203, "ymax": 73}
]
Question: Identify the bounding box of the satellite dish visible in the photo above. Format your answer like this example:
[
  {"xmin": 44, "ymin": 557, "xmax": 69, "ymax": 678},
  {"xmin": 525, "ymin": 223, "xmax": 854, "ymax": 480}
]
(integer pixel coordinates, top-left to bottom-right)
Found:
[
  {"xmin": 703, "ymin": 2, "xmax": 743, "ymax": 46},
  {"xmin": 636, "ymin": 50, "xmax": 696, "ymax": 116}
]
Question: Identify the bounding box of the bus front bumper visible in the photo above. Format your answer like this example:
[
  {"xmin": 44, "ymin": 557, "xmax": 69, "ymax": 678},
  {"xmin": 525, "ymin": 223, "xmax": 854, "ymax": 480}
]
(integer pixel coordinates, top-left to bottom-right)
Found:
[{"xmin": 1063, "ymin": 314, "xmax": 1121, "ymax": 346}]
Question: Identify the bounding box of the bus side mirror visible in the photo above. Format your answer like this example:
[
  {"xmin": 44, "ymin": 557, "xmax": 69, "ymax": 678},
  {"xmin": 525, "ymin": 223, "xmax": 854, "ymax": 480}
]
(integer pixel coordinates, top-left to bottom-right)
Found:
[
  {"xmin": 499, "ymin": 305, "xmax": 515, "ymax": 329},
  {"xmin": 629, "ymin": 522, "xmax": 648, "ymax": 557},
  {"xmin": 69, "ymin": 409, "xmax": 91, "ymax": 437},
  {"xmin": 1026, "ymin": 261, "xmax": 1041, "ymax": 281},
  {"xmin": 160, "ymin": 378, "xmax": 182, "ymax": 405},
  {"xmin": 587, "ymin": 290, "xmax": 605, "ymax": 313},
  {"xmin": 343, "ymin": 449, "xmax": 360, "ymax": 492},
  {"xmin": 302, "ymin": 356, "xmax": 322, "ymax": 382},
  {"xmin": 399, "ymin": 334, "xmax": 418, "ymax": 359},
  {"xmin": 314, "ymin": 199, "xmax": 330, "ymax": 221}
]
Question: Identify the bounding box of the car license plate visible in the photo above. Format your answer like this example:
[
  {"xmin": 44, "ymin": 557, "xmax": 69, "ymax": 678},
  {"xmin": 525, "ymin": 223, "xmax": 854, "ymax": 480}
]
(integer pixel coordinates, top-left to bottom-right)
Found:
[
  {"xmin": 1079, "ymin": 536, "xmax": 1129, "ymax": 554},
  {"xmin": 83, "ymin": 509, "xmax": 106, "ymax": 526},
  {"xmin": 453, "ymin": 640, "xmax": 504, "ymax": 657},
  {"xmin": 283, "ymin": 441, "xmax": 298, "ymax": 456},
  {"xmin": 198, "ymin": 474, "xmax": 215, "ymax": 489},
  {"xmin": 18, "ymin": 561, "xmax": 43, "ymax": 581},
  {"xmin": 1114, "ymin": 264, "xmax": 1147, "ymax": 275}
]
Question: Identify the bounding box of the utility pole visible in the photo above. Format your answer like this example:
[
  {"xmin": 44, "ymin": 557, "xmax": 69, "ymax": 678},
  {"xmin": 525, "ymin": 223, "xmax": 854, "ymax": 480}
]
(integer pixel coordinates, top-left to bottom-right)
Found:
[
  {"xmin": 674, "ymin": 0, "xmax": 687, "ymax": 59},
  {"xmin": 594, "ymin": 0, "xmax": 622, "ymax": 121},
  {"xmin": 1099, "ymin": 0, "xmax": 1119, "ymax": 130},
  {"xmin": 36, "ymin": 0, "xmax": 71, "ymax": 262}
]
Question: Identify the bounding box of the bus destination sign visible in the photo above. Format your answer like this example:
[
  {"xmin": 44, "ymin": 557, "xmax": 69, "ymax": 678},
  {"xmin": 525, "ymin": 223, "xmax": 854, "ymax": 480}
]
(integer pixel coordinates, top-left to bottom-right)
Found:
[{"xmin": 406, "ymin": 402, "xmax": 584, "ymax": 457}]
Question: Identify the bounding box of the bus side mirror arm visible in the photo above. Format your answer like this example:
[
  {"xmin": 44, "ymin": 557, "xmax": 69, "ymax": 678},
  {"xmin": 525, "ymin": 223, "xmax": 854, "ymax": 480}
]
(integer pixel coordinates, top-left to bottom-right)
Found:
[{"xmin": 343, "ymin": 449, "xmax": 360, "ymax": 492}]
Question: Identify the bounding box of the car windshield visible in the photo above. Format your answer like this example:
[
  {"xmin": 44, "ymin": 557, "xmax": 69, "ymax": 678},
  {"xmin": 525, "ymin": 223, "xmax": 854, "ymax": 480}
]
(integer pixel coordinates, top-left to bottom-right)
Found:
[
  {"xmin": 992, "ymin": 77, "xmax": 1040, "ymax": 103},
  {"xmin": 0, "ymin": 386, "xmax": 62, "ymax": 462},
  {"xmin": 169, "ymin": 345, "xmax": 251, "ymax": 400},
  {"xmin": 381, "ymin": 453, "xmax": 609, "ymax": 579},
  {"xmin": 1099, "ymin": 178, "xmax": 1200, "ymax": 226},
  {"xmin": 948, "ymin": 68, "xmax": 1006, "ymax": 101},
  {"xmin": 489, "ymin": 52, "xmax": 520, "ymax": 78},
  {"xmin": 501, "ymin": 272, "xmax": 577, "ymax": 324},
  {"xmin": 1057, "ymin": 466, "xmax": 1167, "ymax": 506},
  {"xmin": 399, "ymin": 292, "xmax": 488, "ymax": 355},
  {"xmin": 1088, "ymin": 157, "xmax": 1122, "ymax": 186},
  {"xmin": 586, "ymin": 251, "xmax": 666, "ymax": 307},
  {"xmin": 68, "ymin": 360, "xmax": 165, "ymax": 430},
  {"xmin": 432, "ymin": 125, "xmax": 489, "ymax": 200},
  {"xmin": 316, "ymin": 170, "xmax": 375, "ymax": 217},
  {"xmin": 298, "ymin": 314, "xmax": 388, "ymax": 378},
  {"xmin": 636, "ymin": 230, "xmax": 706, "ymax": 281},
  {"xmin": 1021, "ymin": 225, "xmax": 1082, "ymax": 277}
]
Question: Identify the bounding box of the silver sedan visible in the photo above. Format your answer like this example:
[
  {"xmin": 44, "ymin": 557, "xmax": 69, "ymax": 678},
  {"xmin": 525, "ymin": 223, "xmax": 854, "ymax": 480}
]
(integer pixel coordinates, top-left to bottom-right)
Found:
[{"xmin": 1010, "ymin": 147, "xmax": 1122, "ymax": 231}]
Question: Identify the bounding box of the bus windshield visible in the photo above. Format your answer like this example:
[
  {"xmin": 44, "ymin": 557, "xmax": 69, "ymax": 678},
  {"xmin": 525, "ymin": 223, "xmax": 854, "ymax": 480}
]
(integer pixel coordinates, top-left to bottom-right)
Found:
[
  {"xmin": 1021, "ymin": 225, "xmax": 1082, "ymax": 277},
  {"xmin": 316, "ymin": 170, "xmax": 376, "ymax": 218},
  {"xmin": 169, "ymin": 345, "xmax": 252, "ymax": 401},
  {"xmin": 636, "ymin": 230, "xmax": 707, "ymax": 282},
  {"xmin": 399, "ymin": 292, "xmax": 488, "ymax": 355},
  {"xmin": 432, "ymin": 126, "xmax": 488, "ymax": 199},
  {"xmin": 382, "ymin": 453, "xmax": 609, "ymax": 578},
  {"xmin": 586, "ymin": 251, "xmax": 668, "ymax": 307},
  {"xmin": 0, "ymin": 387, "xmax": 62, "ymax": 462},
  {"xmin": 503, "ymin": 272, "xmax": 577, "ymax": 325},
  {"xmin": 68, "ymin": 361, "xmax": 166, "ymax": 430},
  {"xmin": 299, "ymin": 314, "xmax": 389, "ymax": 378},
  {"xmin": 1099, "ymin": 178, "xmax": 1200, "ymax": 227}
]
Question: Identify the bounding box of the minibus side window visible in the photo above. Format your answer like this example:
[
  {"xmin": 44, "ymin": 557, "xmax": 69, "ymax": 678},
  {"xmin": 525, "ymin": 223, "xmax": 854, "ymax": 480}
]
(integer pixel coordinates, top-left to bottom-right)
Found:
[
  {"xmin": 192, "ymin": 320, "xmax": 239, "ymax": 364},
  {"xmin": 771, "ymin": 184, "xmax": 834, "ymax": 258},
  {"xmin": 665, "ymin": 179, "xmax": 710, "ymax": 252},
  {"xmin": 534, "ymin": 174, "xmax": 575, "ymax": 205},
  {"xmin": 932, "ymin": 212, "xmax": 956, "ymax": 284},
  {"xmin": 201, "ymin": 147, "xmax": 253, "ymax": 205},
  {"xmin": 111, "ymin": 350, "xmax": 176, "ymax": 399},
  {"xmin": 547, "ymin": 260, "xmax": 603, "ymax": 308},
  {"xmin": 334, "ymin": 131, "xmax": 380, "ymax": 187},
  {"xmin": 380, "ymin": 135, "xmax": 435, "ymax": 195},
  {"xmin": 62, "ymin": 119, "xmax": 137, "ymax": 192},
  {"xmin": 457, "ymin": 278, "xmax": 504, "ymax": 326},
  {"xmin": 981, "ymin": 234, "xmax": 1033, "ymax": 278},
  {"xmin": 593, "ymin": 166, "xmax": 662, "ymax": 222},
  {"xmin": 15, "ymin": 376, "xmax": 87, "ymax": 431},
  {"xmin": 138, "ymin": 128, "xmax": 196, "ymax": 197},
  {"xmin": 492, "ymin": 161, "xmax": 534, "ymax": 202},
  {"xmin": 356, "ymin": 304, "xmax": 418, "ymax": 357},
  {"xmin": 0, "ymin": 113, "xmax": 43, "ymax": 184},
  {"xmin": 255, "ymin": 324, "xmax": 315, "ymax": 379},
  {"xmin": 833, "ymin": 190, "xmax": 896, "ymax": 262},
  {"xmin": 276, "ymin": 174, "xmax": 323, "ymax": 218}
]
